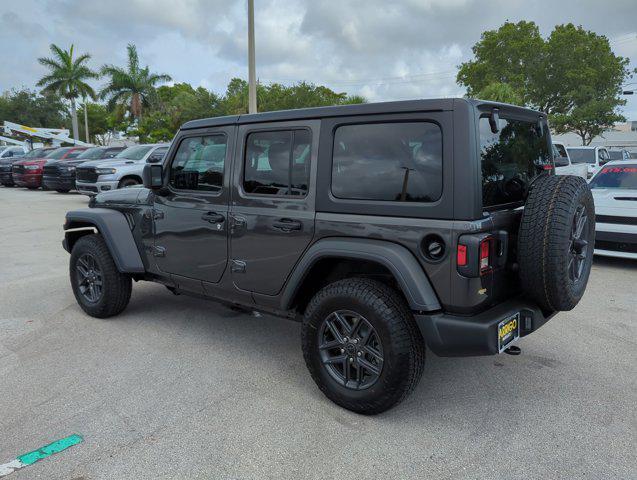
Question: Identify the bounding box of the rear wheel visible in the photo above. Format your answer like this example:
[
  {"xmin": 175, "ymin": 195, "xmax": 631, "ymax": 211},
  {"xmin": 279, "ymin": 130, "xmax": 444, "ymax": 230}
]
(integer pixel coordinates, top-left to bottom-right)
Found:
[
  {"xmin": 301, "ymin": 278, "xmax": 425, "ymax": 414},
  {"xmin": 70, "ymin": 234, "xmax": 132, "ymax": 318}
]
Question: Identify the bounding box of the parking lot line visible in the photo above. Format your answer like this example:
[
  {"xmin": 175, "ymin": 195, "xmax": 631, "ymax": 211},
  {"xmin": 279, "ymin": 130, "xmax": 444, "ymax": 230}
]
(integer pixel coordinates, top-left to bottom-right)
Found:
[{"xmin": 0, "ymin": 434, "xmax": 83, "ymax": 477}]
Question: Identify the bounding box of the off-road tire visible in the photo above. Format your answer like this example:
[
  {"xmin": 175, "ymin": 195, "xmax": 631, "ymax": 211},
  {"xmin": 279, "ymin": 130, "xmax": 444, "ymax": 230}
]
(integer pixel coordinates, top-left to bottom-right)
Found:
[
  {"xmin": 119, "ymin": 177, "xmax": 140, "ymax": 188},
  {"xmin": 302, "ymin": 278, "xmax": 425, "ymax": 415},
  {"xmin": 518, "ymin": 175, "xmax": 595, "ymax": 312},
  {"xmin": 70, "ymin": 234, "xmax": 132, "ymax": 318}
]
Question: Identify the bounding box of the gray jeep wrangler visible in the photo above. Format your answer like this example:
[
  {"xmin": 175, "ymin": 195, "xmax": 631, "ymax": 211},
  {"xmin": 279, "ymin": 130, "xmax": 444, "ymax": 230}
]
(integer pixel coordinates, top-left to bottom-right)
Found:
[{"xmin": 63, "ymin": 99, "xmax": 594, "ymax": 414}]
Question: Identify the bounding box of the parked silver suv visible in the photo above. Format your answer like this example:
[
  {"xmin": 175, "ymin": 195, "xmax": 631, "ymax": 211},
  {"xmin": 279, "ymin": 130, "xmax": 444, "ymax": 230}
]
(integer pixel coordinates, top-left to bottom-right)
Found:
[{"xmin": 75, "ymin": 143, "xmax": 169, "ymax": 196}]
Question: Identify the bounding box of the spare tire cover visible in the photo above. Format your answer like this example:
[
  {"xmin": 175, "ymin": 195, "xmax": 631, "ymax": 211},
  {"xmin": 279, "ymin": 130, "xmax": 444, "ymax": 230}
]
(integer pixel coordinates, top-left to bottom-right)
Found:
[{"xmin": 518, "ymin": 175, "xmax": 595, "ymax": 312}]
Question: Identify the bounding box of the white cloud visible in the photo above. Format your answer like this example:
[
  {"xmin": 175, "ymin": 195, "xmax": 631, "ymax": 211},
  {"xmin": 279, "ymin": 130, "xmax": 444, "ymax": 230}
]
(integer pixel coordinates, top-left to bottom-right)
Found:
[{"xmin": 0, "ymin": 0, "xmax": 635, "ymax": 117}]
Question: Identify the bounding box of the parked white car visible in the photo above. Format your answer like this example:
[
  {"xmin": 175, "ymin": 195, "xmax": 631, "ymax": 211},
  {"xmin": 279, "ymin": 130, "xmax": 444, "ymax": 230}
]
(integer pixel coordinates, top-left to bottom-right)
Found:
[
  {"xmin": 75, "ymin": 144, "xmax": 169, "ymax": 196},
  {"xmin": 553, "ymin": 142, "xmax": 587, "ymax": 179},
  {"xmin": 567, "ymin": 146, "xmax": 611, "ymax": 180},
  {"xmin": 589, "ymin": 160, "xmax": 637, "ymax": 259}
]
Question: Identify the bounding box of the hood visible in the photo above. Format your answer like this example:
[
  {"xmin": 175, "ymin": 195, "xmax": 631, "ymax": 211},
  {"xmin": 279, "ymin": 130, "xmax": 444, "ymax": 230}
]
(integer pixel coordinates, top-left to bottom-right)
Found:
[
  {"xmin": 78, "ymin": 158, "xmax": 144, "ymax": 169},
  {"xmin": 92, "ymin": 186, "xmax": 152, "ymax": 206},
  {"xmin": 592, "ymin": 188, "xmax": 637, "ymax": 216},
  {"xmin": 13, "ymin": 159, "xmax": 48, "ymax": 166}
]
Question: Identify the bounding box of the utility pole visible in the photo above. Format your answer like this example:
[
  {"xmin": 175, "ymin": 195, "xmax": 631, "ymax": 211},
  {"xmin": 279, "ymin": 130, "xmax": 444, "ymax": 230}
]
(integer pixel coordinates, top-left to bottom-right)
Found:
[
  {"xmin": 84, "ymin": 99, "xmax": 90, "ymax": 143},
  {"xmin": 247, "ymin": 0, "xmax": 257, "ymax": 114}
]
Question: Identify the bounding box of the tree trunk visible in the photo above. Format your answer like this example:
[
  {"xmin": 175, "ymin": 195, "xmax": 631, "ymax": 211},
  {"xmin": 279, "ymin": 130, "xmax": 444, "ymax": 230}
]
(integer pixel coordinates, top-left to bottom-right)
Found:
[
  {"xmin": 70, "ymin": 99, "xmax": 79, "ymax": 142},
  {"xmin": 84, "ymin": 100, "xmax": 90, "ymax": 143}
]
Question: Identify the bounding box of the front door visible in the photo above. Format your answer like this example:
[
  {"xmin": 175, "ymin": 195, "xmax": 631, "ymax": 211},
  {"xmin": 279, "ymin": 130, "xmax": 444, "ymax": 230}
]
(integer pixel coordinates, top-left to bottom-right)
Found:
[
  {"xmin": 229, "ymin": 120, "xmax": 318, "ymax": 295},
  {"xmin": 153, "ymin": 127, "xmax": 233, "ymax": 285}
]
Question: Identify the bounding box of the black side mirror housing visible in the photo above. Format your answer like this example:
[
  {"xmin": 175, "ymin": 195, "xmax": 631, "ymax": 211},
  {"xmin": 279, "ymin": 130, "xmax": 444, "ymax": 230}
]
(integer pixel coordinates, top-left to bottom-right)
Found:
[{"xmin": 143, "ymin": 163, "xmax": 163, "ymax": 189}]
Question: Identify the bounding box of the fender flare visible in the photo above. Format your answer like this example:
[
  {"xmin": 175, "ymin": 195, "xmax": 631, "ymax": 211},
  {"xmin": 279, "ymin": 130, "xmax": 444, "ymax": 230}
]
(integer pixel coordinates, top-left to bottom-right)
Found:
[
  {"xmin": 281, "ymin": 238, "xmax": 441, "ymax": 312},
  {"xmin": 63, "ymin": 208, "xmax": 145, "ymax": 273}
]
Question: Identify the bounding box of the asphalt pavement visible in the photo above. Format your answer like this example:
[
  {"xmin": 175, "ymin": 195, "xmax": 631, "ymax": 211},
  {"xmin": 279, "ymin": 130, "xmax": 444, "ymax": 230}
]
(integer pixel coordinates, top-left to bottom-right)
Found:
[{"xmin": 0, "ymin": 187, "xmax": 635, "ymax": 479}]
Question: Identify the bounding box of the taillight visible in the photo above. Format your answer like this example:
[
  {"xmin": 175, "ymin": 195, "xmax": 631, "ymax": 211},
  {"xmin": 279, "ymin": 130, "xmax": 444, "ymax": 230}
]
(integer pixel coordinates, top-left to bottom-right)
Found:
[
  {"xmin": 457, "ymin": 244, "xmax": 467, "ymax": 266},
  {"xmin": 479, "ymin": 237, "xmax": 493, "ymax": 275}
]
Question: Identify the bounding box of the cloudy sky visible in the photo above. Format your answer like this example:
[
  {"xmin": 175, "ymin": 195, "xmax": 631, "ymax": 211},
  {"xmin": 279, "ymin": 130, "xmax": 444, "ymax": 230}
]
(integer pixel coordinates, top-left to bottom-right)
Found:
[{"xmin": 1, "ymin": 0, "xmax": 636, "ymax": 118}]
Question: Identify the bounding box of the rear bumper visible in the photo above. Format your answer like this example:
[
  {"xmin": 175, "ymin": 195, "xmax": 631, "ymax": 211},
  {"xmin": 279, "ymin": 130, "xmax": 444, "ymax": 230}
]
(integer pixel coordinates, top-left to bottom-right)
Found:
[
  {"xmin": 414, "ymin": 297, "xmax": 556, "ymax": 357},
  {"xmin": 13, "ymin": 173, "xmax": 42, "ymax": 188},
  {"xmin": 43, "ymin": 175, "xmax": 75, "ymax": 191}
]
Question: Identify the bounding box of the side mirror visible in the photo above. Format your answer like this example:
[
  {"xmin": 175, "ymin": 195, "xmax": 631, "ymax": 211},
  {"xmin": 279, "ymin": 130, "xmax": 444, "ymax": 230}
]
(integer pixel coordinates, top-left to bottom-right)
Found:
[
  {"xmin": 554, "ymin": 156, "xmax": 569, "ymax": 167},
  {"xmin": 143, "ymin": 163, "xmax": 163, "ymax": 189},
  {"xmin": 489, "ymin": 108, "xmax": 500, "ymax": 134}
]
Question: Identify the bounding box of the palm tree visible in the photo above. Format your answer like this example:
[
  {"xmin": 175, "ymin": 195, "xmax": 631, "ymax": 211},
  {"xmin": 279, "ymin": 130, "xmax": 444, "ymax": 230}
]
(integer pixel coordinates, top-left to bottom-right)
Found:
[
  {"xmin": 100, "ymin": 44, "xmax": 172, "ymax": 122},
  {"xmin": 37, "ymin": 44, "xmax": 98, "ymax": 141}
]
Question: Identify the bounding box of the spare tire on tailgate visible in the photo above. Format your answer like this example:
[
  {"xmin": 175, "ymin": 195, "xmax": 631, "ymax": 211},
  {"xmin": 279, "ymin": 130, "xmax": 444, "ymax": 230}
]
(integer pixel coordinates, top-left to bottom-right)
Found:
[{"xmin": 518, "ymin": 175, "xmax": 595, "ymax": 312}]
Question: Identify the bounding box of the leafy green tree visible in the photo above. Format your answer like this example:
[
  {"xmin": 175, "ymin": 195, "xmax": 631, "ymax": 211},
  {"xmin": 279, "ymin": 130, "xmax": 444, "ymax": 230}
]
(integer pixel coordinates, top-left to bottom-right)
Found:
[
  {"xmin": 219, "ymin": 78, "xmax": 365, "ymax": 114},
  {"xmin": 76, "ymin": 102, "xmax": 109, "ymax": 143},
  {"xmin": 477, "ymin": 82, "xmax": 524, "ymax": 106},
  {"xmin": 99, "ymin": 44, "xmax": 172, "ymax": 122},
  {"xmin": 0, "ymin": 89, "xmax": 68, "ymax": 128},
  {"xmin": 36, "ymin": 44, "xmax": 98, "ymax": 140},
  {"xmin": 457, "ymin": 21, "xmax": 544, "ymax": 105},
  {"xmin": 458, "ymin": 21, "xmax": 632, "ymax": 144}
]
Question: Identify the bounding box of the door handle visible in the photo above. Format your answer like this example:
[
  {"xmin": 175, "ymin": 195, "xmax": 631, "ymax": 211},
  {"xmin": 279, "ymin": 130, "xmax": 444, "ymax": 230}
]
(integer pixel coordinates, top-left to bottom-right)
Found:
[
  {"xmin": 272, "ymin": 218, "xmax": 302, "ymax": 232},
  {"xmin": 202, "ymin": 211, "xmax": 225, "ymax": 223}
]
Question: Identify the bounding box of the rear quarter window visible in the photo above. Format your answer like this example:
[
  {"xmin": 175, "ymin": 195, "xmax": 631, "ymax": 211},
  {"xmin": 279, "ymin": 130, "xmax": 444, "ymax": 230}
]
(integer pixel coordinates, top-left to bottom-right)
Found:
[
  {"xmin": 331, "ymin": 122, "xmax": 443, "ymax": 202},
  {"xmin": 480, "ymin": 116, "xmax": 551, "ymax": 208}
]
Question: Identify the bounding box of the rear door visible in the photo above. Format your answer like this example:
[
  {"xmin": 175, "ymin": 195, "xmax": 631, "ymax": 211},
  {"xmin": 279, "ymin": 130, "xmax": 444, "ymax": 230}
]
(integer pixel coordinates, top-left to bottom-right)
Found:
[
  {"xmin": 153, "ymin": 127, "xmax": 233, "ymax": 288},
  {"xmin": 229, "ymin": 120, "xmax": 318, "ymax": 295}
]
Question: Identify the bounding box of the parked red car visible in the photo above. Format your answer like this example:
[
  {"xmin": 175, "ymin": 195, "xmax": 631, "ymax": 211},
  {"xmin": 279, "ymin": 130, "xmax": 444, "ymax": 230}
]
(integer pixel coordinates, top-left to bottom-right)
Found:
[{"xmin": 12, "ymin": 147, "xmax": 88, "ymax": 189}]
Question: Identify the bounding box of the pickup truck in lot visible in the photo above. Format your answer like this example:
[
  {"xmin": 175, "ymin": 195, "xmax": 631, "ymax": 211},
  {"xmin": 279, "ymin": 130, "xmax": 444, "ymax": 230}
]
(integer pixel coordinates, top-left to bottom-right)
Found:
[
  {"xmin": 75, "ymin": 144, "xmax": 169, "ymax": 196},
  {"xmin": 567, "ymin": 145, "xmax": 611, "ymax": 179},
  {"xmin": 553, "ymin": 142, "xmax": 587, "ymax": 179},
  {"xmin": 43, "ymin": 146, "xmax": 125, "ymax": 193},
  {"xmin": 12, "ymin": 147, "xmax": 87, "ymax": 189},
  {"xmin": 62, "ymin": 99, "xmax": 594, "ymax": 414},
  {"xmin": 1, "ymin": 147, "xmax": 53, "ymax": 187}
]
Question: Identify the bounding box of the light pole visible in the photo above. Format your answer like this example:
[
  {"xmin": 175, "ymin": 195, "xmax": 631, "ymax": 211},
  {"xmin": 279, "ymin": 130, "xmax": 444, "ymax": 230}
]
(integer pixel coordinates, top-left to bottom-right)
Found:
[{"xmin": 248, "ymin": 0, "xmax": 257, "ymax": 114}]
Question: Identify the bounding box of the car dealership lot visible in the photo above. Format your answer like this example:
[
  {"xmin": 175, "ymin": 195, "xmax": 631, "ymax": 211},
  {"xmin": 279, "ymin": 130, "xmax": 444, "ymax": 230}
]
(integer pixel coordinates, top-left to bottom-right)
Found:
[{"xmin": 0, "ymin": 188, "xmax": 635, "ymax": 480}]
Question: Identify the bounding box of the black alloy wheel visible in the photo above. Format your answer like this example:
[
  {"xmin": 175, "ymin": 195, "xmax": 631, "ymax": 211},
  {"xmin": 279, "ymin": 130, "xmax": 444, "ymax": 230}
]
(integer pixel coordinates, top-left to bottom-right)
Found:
[
  {"xmin": 568, "ymin": 204, "xmax": 589, "ymax": 283},
  {"xmin": 75, "ymin": 253, "xmax": 103, "ymax": 303},
  {"xmin": 318, "ymin": 310, "xmax": 384, "ymax": 390}
]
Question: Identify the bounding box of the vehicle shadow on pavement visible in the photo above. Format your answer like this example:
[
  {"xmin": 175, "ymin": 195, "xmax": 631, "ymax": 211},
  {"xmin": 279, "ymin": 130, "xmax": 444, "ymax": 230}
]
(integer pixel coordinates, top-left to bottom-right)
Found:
[
  {"xmin": 593, "ymin": 255, "xmax": 637, "ymax": 271},
  {"xmin": 117, "ymin": 284, "xmax": 568, "ymax": 423}
]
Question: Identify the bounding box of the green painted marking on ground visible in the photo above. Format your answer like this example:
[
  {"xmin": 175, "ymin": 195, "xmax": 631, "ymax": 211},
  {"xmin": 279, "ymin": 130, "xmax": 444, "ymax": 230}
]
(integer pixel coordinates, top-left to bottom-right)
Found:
[{"xmin": 16, "ymin": 434, "xmax": 83, "ymax": 466}]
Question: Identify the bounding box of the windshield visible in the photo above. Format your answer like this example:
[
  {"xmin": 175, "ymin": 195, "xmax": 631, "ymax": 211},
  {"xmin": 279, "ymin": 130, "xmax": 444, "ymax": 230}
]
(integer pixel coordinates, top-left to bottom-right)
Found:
[
  {"xmin": 115, "ymin": 145, "xmax": 153, "ymax": 160},
  {"xmin": 590, "ymin": 165, "xmax": 637, "ymax": 189},
  {"xmin": 480, "ymin": 115, "xmax": 551, "ymax": 208},
  {"xmin": 77, "ymin": 147, "xmax": 106, "ymax": 160},
  {"xmin": 608, "ymin": 151, "xmax": 625, "ymax": 160},
  {"xmin": 23, "ymin": 148, "xmax": 50, "ymax": 159},
  {"xmin": 45, "ymin": 148, "xmax": 73, "ymax": 159},
  {"xmin": 568, "ymin": 148, "xmax": 595, "ymax": 164}
]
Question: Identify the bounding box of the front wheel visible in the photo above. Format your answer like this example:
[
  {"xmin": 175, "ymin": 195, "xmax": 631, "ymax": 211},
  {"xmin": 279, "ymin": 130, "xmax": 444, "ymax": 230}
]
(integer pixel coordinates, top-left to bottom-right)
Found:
[
  {"xmin": 70, "ymin": 234, "xmax": 132, "ymax": 318},
  {"xmin": 118, "ymin": 178, "xmax": 140, "ymax": 189},
  {"xmin": 301, "ymin": 278, "xmax": 425, "ymax": 414}
]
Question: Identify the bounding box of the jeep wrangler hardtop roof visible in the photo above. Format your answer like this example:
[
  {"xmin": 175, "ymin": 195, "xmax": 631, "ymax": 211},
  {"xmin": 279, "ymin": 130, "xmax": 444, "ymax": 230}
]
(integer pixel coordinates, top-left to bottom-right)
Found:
[{"xmin": 180, "ymin": 98, "xmax": 543, "ymax": 130}]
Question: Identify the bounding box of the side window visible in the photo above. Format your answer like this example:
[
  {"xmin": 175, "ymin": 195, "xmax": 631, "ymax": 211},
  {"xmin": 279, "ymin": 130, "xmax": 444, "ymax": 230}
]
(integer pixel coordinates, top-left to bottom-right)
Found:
[
  {"xmin": 169, "ymin": 135, "xmax": 226, "ymax": 192},
  {"xmin": 331, "ymin": 122, "xmax": 443, "ymax": 202},
  {"xmin": 243, "ymin": 129, "xmax": 311, "ymax": 196}
]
